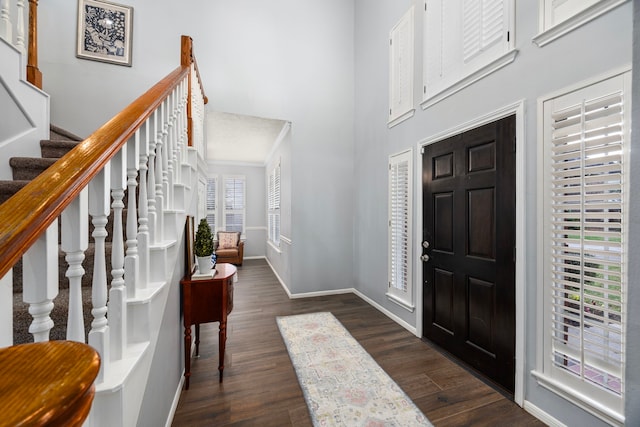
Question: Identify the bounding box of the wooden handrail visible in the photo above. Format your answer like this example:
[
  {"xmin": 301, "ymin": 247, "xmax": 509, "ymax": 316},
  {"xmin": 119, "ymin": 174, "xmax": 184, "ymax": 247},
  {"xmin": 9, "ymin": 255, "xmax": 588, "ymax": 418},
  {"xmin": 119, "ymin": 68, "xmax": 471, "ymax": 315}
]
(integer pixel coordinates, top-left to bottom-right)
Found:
[{"xmin": 0, "ymin": 36, "xmax": 207, "ymax": 280}]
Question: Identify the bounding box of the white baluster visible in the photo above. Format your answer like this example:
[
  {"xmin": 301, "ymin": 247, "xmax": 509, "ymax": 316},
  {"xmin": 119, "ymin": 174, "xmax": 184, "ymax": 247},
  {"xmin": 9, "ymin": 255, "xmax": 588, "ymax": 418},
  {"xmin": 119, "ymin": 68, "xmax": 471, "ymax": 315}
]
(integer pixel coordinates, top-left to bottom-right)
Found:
[
  {"xmin": 0, "ymin": 269, "xmax": 12, "ymax": 347},
  {"xmin": 89, "ymin": 164, "xmax": 111, "ymax": 383},
  {"xmin": 109, "ymin": 147, "xmax": 127, "ymax": 360},
  {"xmin": 155, "ymin": 107, "xmax": 165, "ymax": 242},
  {"xmin": 138, "ymin": 122, "xmax": 150, "ymax": 288},
  {"xmin": 23, "ymin": 221, "xmax": 58, "ymax": 342},
  {"xmin": 161, "ymin": 100, "xmax": 171, "ymax": 208},
  {"xmin": 166, "ymin": 93, "xmax": 176, "ymax": 209},
  {"xmin": 61, "ymin": 189, "xmax": 89, "ymax": 342},
  {"xmin": 147, "ymin": 112, "xmax": 158, "ymax": 244},
  {"xmin": 15, "ymin": 0, "xmax": 25, "ymax": 54},
  {"xmin": 125, "ymin": 134, "xmax": 140, "ymax": 298},
  {"xmin": 0, "ymin": 0, "xmax": 11, "ymax": 43}
]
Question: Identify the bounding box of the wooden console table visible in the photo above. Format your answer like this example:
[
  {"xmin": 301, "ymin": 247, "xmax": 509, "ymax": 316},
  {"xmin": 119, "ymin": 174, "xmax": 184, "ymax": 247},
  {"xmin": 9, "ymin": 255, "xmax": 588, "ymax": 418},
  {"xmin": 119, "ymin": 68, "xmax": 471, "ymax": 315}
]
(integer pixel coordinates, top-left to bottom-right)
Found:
[{"xmin": 181, "ymin": 262, "xmax": 237, "ymax": 389}]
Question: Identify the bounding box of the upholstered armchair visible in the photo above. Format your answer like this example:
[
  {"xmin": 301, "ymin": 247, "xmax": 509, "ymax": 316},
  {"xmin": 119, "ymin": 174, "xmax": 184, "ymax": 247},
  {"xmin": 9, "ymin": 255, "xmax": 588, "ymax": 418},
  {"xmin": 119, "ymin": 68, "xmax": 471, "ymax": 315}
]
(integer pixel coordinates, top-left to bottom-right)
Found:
[{"xmin": 215, "ymin": 231, "xmax": 244, "ymax": 266}]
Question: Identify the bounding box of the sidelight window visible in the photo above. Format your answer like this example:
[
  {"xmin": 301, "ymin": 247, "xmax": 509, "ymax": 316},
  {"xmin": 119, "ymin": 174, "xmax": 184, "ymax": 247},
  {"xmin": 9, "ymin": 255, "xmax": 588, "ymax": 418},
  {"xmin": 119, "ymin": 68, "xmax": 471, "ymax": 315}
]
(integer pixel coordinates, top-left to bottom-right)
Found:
[
  {"xmin": 535, "ymin": 70, "xmax": 630, "ymax": 425},
  {"xmin": 388, "ymin": 149, "xmax": 414, "ymax": 310}
]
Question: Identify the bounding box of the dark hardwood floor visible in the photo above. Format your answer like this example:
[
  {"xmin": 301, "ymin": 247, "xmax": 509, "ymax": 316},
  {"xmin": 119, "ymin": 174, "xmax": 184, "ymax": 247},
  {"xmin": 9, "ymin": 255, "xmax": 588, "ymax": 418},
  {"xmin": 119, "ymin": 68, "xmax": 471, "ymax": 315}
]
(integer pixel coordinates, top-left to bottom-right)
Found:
[{"xmin": 172, "ymin": 259, "xmax": 544, "ymax": 426}]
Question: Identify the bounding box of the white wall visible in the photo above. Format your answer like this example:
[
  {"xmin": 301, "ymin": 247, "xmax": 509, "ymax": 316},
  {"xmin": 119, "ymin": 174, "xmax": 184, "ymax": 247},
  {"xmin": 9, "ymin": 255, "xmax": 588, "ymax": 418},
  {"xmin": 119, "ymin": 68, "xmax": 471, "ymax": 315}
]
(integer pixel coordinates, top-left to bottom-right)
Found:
[
  {"xmin": 39, "ymin": 0, "xmax": 355, "ymax": 296},
  {"xmin": 354, "ymin": 0, "xmax": 633, "ymax": 426}
]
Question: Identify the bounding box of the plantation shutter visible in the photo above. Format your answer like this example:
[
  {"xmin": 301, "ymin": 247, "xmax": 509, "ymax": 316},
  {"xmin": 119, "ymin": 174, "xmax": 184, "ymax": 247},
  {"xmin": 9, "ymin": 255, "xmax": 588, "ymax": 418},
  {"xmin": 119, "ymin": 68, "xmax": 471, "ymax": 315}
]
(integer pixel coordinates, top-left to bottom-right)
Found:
[
  {"xmin": 206, "ymin": 177, "xmax": 217, "ymax": 232},
  {"xmin": 389, "ymin": 6, "xmax": 414, "ymax": 124},
  {"xmin": 388, "ymin": 151, "xmax": 412, "ymax": 299},
  {"xmin": 268, "ymin": 164, "xmax": 281, "ymax": 246},
  {"xmin": 545, "ymin": 79, "xmax": 626, "ymax": 396},
  {"xmin": 224, "ymin": 176, "xmax": 245, "ymax": 234},
  {"xmin": 423, "ymin": 0, "xmax": 512, "ymax": 102},
  {"xmin": 462, "ymin": 0, "xmax": 504, "ymax": 64}
]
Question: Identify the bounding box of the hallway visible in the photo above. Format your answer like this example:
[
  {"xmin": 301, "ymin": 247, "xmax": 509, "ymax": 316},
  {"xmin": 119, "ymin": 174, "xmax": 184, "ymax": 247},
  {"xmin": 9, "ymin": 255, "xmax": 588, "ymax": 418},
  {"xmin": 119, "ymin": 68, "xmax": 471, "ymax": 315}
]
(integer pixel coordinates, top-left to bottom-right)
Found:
[{"xmin": 172, "ymin": 259, "xmax": 543, "ymax": 426}]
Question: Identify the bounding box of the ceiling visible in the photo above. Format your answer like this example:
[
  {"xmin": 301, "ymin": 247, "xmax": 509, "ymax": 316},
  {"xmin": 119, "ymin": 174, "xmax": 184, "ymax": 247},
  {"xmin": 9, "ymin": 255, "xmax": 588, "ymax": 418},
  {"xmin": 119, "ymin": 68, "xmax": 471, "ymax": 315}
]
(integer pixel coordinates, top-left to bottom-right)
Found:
[{"xmin": 205, "ymin": 111, "xmax": 288, "ymax": 164}]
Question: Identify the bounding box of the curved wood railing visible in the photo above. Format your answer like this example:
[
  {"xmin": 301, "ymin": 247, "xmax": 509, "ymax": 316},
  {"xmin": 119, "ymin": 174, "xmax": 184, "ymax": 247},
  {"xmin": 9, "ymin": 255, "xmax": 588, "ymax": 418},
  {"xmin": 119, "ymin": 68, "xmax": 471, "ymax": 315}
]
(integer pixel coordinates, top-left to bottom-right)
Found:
[{"xmin": 0, "ymin": 34, "xmax": 205, "ymax": 284}]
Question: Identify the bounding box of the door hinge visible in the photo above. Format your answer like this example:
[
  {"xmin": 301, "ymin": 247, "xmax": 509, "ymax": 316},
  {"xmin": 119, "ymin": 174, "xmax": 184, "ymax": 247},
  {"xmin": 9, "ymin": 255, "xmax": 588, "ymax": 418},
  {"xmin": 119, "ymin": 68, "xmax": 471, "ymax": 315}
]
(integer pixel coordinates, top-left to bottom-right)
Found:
[
  {"xmin": 390, "ymin": 108, "xmax": 392, "ymax": 116},
  {"xmin": 390, "ymin": 38, "xmax": 392, "ymax": 46},
  {"xmin": 507, "ymin": 31, "xmax": 510, "ymax": 42}
]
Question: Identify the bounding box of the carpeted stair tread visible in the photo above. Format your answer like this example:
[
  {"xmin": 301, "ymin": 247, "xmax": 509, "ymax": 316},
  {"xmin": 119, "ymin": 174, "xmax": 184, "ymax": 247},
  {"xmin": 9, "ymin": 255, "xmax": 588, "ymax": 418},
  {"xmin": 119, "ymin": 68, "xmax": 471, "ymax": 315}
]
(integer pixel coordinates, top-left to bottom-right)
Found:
[
  {"xmin": 40, "ymin": 139, "xmax": 80, "ymax": 159},
  {"xmin": 10, "ymin": 157, "xmax": 58, "ymax": 180},
  {"xmin": 0, "ymin": 180, "xmax": 29, "ymax": 204},
  {"xmin": 49, "ymin": 124, "xmax": 83, "ymax": 142}
]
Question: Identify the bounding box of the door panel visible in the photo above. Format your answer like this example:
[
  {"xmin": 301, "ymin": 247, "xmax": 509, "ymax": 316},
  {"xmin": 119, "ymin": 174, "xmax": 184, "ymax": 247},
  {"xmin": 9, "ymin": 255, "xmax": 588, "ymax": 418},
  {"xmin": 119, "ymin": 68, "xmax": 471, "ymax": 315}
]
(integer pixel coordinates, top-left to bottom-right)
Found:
[{"xmin": 422, "ymin": 115, "xmax": 516, "ymax": 394}]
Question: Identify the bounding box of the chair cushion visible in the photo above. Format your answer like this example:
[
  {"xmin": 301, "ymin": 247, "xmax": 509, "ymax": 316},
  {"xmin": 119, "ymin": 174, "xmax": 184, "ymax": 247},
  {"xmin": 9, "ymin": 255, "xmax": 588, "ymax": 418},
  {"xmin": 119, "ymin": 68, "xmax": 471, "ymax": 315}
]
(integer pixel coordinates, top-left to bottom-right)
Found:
[
  {"xmin": 216, "ymin": 248, "xmax": 239, "ymax": 257},
  {"xmin": 218, "ymin": 231, "xmax": 240, "ymax": 249}
]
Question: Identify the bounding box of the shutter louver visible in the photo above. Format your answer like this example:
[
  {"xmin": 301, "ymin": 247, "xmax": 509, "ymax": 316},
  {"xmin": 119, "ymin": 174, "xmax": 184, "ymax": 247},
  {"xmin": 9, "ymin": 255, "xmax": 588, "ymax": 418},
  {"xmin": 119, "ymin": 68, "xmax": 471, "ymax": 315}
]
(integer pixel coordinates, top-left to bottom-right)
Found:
[
  {"xmin": 463, "ymin": 0, "xmax": 504, "ymax": 63},
  {"xmin": 548, "ymin": 91, "xmax": 625, "ymax": 395},
  {"xmin": 390, "ymin": 159, "xmax": 410, "ymax": 292}
]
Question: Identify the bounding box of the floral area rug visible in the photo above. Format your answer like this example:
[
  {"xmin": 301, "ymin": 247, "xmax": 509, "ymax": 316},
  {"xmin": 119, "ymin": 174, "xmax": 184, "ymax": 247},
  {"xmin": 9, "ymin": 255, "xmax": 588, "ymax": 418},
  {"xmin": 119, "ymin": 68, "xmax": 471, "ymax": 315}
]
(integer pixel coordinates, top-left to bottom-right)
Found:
[{"xmin": 277, "ymin": 312, "xmax": 432, "ymax": 426}]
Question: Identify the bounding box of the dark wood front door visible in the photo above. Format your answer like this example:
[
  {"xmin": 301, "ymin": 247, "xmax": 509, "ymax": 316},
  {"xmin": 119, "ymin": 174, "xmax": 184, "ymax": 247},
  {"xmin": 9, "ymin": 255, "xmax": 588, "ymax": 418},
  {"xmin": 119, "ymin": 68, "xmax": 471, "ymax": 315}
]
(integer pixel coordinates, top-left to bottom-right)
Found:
[{"xmin": 422, "ymin": 115, "xmax": 516, "ymax": 393}]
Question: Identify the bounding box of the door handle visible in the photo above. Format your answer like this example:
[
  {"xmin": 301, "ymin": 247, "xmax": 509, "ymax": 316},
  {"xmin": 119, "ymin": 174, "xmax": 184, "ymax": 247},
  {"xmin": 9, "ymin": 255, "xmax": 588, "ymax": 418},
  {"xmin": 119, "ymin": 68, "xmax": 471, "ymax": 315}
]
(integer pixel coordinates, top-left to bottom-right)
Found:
[{"xmin": 420, "ymin": 254, "xmax": 430, "ymax": 262}]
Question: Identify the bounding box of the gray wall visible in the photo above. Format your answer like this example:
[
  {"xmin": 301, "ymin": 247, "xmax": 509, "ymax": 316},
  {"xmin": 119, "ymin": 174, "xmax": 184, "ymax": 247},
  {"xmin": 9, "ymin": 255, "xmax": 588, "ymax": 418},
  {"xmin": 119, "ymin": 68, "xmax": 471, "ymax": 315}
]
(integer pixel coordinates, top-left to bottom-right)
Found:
[
  {"xmin": 354, "ymin": 0, "xmax": 633, "ymax": 425},
  {"xmin": 208, "ymin": 162, "xmax": 266, "ymax": 258},
  {"xmin": 266, "ymin": 127, "xmax": 293, "ymax": 289}
]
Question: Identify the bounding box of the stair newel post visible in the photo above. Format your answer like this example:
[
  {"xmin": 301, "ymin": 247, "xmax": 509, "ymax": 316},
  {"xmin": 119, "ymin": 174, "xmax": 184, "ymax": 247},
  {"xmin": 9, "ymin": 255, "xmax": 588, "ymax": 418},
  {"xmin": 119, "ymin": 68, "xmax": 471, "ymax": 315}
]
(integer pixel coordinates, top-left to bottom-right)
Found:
[
  {"xmin": 61, "ymin": 189, "xmax": 89, "ymax": 343},
  {"xmin": 147, "ymin": 112, "xmax": 158, "ymax": 244},
  {"xmin": 88, "ymin": 163, "xmax": 111, "ymax": 383},
  {"xmin": 125, "ymin": 133, "xmax": 140, "ymax": 299},
  {"xmin": 137, "ymin": 122, "xmax": 150, "ymax": 289},
  {"xmin": 0, "ymin": 0, "xmax": 11, "ymax": 43},
  {"xmin": 155, "ymin": 106, "xmax": 166, "ymax": 242},
  {"xmin": 23, "ymin": 221, "xmax": 58, "ymax": 342},
  {"xmin": 108, "ymin": 147, "xmax": 127, "ymax": 360}
]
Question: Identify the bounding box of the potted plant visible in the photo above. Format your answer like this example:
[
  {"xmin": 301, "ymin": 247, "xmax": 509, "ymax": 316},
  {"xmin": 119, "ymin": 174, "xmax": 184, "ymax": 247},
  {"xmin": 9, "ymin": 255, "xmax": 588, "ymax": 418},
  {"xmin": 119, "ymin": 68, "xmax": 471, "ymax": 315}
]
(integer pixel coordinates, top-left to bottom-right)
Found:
[{"xmin": 194, "ymin": 218, "xmax": 214, "ymax": 273}]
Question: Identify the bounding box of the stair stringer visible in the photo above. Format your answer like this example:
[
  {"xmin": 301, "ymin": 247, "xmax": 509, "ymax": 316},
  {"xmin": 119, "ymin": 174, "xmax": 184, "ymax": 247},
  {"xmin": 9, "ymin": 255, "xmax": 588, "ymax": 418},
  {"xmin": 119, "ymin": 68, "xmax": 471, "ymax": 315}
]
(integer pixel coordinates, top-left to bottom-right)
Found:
[{"xmin": 0, "ymin": 37, "xmax": 49, "ymax": 180}]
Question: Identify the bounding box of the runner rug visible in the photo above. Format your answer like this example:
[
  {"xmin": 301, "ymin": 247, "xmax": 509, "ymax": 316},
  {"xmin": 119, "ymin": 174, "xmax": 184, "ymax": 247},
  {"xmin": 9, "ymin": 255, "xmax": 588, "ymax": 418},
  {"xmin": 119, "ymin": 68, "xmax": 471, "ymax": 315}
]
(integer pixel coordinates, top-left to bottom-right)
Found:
[{"xmin": 277, "ymin": 312, "xmax": 432, "ymax": 426}]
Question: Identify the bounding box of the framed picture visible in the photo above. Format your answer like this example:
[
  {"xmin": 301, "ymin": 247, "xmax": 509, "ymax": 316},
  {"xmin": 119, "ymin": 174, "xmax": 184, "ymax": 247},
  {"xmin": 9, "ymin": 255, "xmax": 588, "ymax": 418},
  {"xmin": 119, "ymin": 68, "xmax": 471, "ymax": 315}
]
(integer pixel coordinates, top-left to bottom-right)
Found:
[
  {"xmin": 185, "ymin": 216, "xmax": 196, "ymax": 274},
  {"xmin": 76, "ymin": 0, "xmax": 133, "ymax": 66}
]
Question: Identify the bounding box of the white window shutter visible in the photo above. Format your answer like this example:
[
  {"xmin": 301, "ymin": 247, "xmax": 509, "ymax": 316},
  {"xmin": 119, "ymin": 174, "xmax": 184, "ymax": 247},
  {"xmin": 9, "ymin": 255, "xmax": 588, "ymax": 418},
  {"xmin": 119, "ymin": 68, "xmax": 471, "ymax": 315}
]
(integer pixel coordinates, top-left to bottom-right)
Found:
[
  {"xmin": 389, "ymin": 6, "xmax": 414, "ymax": 125},
  {"xmin": 206, "ymin": 177, "xmax": 217, "ymax": 232},
  {"xmin": 388, "ymin": 150, "xmax": 413, "ymax": 309},
  {"xmin": 539, "ymin": 72, "xmax": 630, "ymax": 417},
  {"xmin": 545, "ymin": 0, "xmax": 600, "ymax": 27},
  {"xmin": 224, "ymin": 176, "xmax": 245, "ymax": 235}
]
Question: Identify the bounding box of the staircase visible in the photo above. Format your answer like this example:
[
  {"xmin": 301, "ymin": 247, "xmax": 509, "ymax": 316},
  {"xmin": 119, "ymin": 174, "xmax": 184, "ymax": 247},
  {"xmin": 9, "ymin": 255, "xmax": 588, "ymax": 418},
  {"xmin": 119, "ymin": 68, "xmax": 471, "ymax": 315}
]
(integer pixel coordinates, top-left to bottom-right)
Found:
[
  {"xmin": 2, "ymin": 126, "xmax": 96, "ymax": 345},
  {"xmin": 1, "ymin": 24, "xmax": 209, "ymax": 425}
]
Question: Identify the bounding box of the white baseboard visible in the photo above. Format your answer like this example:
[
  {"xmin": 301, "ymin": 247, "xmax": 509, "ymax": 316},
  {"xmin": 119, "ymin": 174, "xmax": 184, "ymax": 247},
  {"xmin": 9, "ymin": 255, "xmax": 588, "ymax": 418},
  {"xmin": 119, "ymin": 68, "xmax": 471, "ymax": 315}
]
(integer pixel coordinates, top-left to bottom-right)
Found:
[
  {"xmin": 352, "ymin": 289, "xmax": 418, "ymax": 336},
  {"xmin": 524, "ymin": 400, "xmax": 566, "ymax": 427},
  {"xmin": 166, "ymin": 376, "xmax": 186, "ymax": 427}
]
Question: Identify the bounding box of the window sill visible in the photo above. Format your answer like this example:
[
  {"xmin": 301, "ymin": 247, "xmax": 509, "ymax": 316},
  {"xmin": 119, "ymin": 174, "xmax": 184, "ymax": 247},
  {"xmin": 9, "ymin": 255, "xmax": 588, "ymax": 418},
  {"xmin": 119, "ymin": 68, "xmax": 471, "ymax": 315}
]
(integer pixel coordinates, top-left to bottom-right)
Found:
[
  {"xmin": 388, "ymin": 109, "xmax": 415, "ymax": 128},
  {"xmin": 267, "ymin": 240, "xmax": 281, "ymax": 254},
  {"xmin": 532, "ymin": 0, "xmax": 629, "ymax": 47},
  {"xmin": 421, "ymin": 49, "xmax": 518, "ymax": 110},
  {"xmin": 531, "ymin": 370, "xmax": 624, "ymax": 426},
  {"xmin": 386, "ymin": 293, "xmax": 414, "ymax": 312}
]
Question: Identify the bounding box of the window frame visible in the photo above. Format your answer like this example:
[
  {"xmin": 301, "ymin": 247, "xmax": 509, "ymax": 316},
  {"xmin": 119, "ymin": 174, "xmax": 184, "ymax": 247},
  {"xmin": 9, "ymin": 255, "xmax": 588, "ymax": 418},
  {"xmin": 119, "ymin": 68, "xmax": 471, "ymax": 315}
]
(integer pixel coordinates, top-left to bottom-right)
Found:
[
  {"xmin": 267, "ymin": 162, "xmax": 281, "ymax": 247},
  {"xmin": 534, "ymin": 69, "xmax": 631, "ymax": 426},
  {"xmin": 206, "ymin": 175, "xmax": 218, "ymax": 235},
  {"xmin": 387, "ymin": 149, "xmax": 414, "ymax": 311},
  {"xmin": 532, "ymin": 0, "xmax": 629, "ymax": 47},
  {"xmin": 222, "ymin": 175, "xmax": 246, "ymax": 238}
]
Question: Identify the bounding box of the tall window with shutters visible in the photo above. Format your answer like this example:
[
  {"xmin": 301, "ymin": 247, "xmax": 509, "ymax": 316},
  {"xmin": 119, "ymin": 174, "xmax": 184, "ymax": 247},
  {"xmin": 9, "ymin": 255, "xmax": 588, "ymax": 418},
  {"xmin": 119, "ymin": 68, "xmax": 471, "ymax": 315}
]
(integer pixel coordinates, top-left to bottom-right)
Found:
[
  {"xmin": 223, "ymin": 175, "xmax": 245, "ymax": 237},
  {"xmin": 206, "ymin": 176, "xmax": 218, "ymax": 233},
  {"xmin": 535, "ymin": 71, "xmax": 630, "ymax": 423},
  {"xmin": 387, "ymin": 150, "xmax": 413, "ymax": 310},
  {"xmin": 422, "ymin": 0, "xmax": 516, "ymax": 107},
  {"xmin": 268, "ymin": 163, "xmax": 281, "ymax": 246},
  {"xmin": 388, "ymin": 6, "xmax": 414, "ymax": 127}
]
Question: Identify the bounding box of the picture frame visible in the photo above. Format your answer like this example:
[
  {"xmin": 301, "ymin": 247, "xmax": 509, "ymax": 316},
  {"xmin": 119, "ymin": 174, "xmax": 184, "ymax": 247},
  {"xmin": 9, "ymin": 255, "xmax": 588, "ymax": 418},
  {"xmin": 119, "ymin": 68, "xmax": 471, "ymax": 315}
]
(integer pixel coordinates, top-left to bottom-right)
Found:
[
  {"xmin": 76, "ymin": 0, "xmax": 133, "ymax": 66},
  {"xmin": 185, "ymin": 216, "xmax": 196, "ymax": 275}
]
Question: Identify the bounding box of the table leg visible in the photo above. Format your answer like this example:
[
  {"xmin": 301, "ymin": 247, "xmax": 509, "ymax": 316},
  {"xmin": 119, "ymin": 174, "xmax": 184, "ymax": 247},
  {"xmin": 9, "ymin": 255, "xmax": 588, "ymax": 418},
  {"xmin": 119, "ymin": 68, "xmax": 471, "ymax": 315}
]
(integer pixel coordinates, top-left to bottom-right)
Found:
[
  {"xmin": 184, "ymin": 325, "xmax": 191, "ymax": 390},
  {"xmin": 195, "ymin": 324, "xmax": 200, "ymax": 357},
  {"xmin": 218, "ymin": 319, "xmax": 226, "ymax": 382}
]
